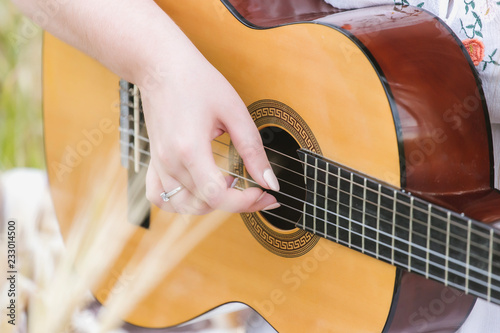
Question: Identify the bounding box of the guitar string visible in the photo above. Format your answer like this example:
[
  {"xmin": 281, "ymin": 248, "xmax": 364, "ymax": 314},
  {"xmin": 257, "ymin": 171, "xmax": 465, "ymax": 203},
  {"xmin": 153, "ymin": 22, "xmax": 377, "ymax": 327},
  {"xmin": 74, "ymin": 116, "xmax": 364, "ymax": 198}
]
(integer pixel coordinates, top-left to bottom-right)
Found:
[
  {"xmin": 213, "ymin": 142, "xmax": 497, "ymax": 250},
  {"xmin": 214, "ymin": 137, "xmax": 497, "ymax": 237},
  {"xmin": 119, "ymin": 127, "xmax": 498, "ymax": 251},
  {"xmin": 118, "ymin": 117, "xmax": 448, "ymax": 225},
  {"xmin": 120, "ymin": 92, "xmax": 500, "ymax": 296},
  {"xmin": 254, "ymin": 195, "xmax": 500, "ymax": 294},
  {"xmin": 122, "ymin": 150, "xmax": 500, "ymax": 277},
  {"xmin": 123, "ymin": 149, "xmax": 500, "ymax": 291},
  {"xmin": 250, "ymin": 179, "xmax": 500, "ymax": 277},
  {"xmin": 118, "ymin": 133, "xmax": 500, "ymax": 258},
  {"xmin": 217, "ymin": 140, "xmax": 495, "ymax": 244},
  {"xmin": 124, "ymin": 146, "xmax": 500, "ymax": 295},
  {"xmin": 260, "ymin": 208, "xmax": 500, "ymax": 303},
  {"xmin": 244, "ymin": 181, "xmax": 500, "ymax": 294},
  {"xmin": 208, "ymin": 151, "xmax": 495, "ymax": 266},
  {"xmin": 119, "ymin": 132, "xmax": 500, "ymax": 257},
  {"xmin": 119, "ymin": 125, "xmax": 494, "ymax": 244}
]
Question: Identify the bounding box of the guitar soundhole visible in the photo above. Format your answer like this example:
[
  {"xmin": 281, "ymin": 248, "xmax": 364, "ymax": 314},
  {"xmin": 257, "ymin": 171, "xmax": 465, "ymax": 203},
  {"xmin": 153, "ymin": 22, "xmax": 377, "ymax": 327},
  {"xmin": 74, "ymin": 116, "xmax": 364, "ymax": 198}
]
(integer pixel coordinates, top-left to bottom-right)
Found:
[
  {"xmin": 233, "ymin": 99, "xmax": 321, "ymax": 257},
  {"xmin": 257, "ymin": 126, "xmax": 305, "ymax": 231}
]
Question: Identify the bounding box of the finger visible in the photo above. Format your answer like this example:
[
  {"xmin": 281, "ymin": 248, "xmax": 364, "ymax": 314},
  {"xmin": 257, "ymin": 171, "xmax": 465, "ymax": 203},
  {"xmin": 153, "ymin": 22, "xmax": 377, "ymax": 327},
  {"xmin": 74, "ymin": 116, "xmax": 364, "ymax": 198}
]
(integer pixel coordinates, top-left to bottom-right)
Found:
[
  {"xmin": 223, "ymin": 110, "xmax": 280, "ymax": 192},
  {"xmin": 224, "ymin": 174, "xmax": 239, "ymax": 189},
  {"xmin": 151, "ymin": 142, "xmax": 197, "ymax": 197},
  {"xmin": 217, "ymin": 187, "xmax": 279, "ymax": 213},
  {"xmin": 151, "ymin": 153, "xmax": 279, "ymax": 213},
  {"xmin": 182, "ymin": 127, "xmax": 281, "ymax": 212},
  {"xmin": 239, "ymin": 190, "xmax": 280, "ymax": 213},
  {"xmin": 223, "ymin": 175, "xmax": 278, "ymax": 210},
  {"xmin": 151, "ymin": 136, "xmax": 239, "ymax": 213},
  {"xmin": 146, "ymin": 164, "xmax": 211, "ymax": 214},
  {"xmin": 186, "ymin": 155, "xmax": 227, "ymax": 209},
  {"xmin": 145, "ymin": 163, "xmax": 168, "ymax": 209}
]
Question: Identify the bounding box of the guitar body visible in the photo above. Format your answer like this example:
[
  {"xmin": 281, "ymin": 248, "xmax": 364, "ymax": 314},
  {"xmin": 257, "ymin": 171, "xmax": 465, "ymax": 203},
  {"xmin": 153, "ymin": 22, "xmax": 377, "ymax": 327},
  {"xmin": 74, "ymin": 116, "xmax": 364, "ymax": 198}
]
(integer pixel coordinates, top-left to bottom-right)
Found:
[{"xmin": 43, "ymin": 1, "xmax": 495, "ymax": 332}]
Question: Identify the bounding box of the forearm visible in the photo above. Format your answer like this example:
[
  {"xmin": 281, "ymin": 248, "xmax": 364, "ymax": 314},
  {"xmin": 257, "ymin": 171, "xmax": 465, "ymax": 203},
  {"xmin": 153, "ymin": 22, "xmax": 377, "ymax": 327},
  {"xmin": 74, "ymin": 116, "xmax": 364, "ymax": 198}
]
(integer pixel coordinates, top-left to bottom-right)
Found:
[
  {"xmin": 12, "ymin": 0, "xmax": 199, "ymax": 86},
  {"xmin": 13, "ymin": 0, "xmax": 279, "ymax": 214}
]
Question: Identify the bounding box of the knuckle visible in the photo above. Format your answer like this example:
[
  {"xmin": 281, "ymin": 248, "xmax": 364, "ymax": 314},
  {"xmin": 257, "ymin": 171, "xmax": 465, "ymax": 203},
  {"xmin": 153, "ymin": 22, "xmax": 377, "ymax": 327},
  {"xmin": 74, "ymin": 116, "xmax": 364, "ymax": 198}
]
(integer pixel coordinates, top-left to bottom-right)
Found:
[
  {"xmin": 199, "ymin": 179, "xmax": 226, "ymax": 209},
  {"xmin": 204, "ymin": 193, "xmax": 223, "ymax": 209},
  {"xmin": 155, "ymin": 148, "xmax": 173, "ymax": 167},
  {"xmin": 156, "ymin": 137, "xmax": 193, "ymax": 164},
  {"xmin": 167, "ymin": 139, "xmax": 195, "ymax": 167}
]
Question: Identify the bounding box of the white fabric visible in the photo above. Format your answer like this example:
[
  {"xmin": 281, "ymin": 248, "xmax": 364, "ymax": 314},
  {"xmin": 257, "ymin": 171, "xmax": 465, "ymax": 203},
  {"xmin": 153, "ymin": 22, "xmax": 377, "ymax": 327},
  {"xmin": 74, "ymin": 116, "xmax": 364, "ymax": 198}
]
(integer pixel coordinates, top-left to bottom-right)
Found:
[{"xmin": 457, "ymin": 298, "xmax": 500, "ymax": 333}]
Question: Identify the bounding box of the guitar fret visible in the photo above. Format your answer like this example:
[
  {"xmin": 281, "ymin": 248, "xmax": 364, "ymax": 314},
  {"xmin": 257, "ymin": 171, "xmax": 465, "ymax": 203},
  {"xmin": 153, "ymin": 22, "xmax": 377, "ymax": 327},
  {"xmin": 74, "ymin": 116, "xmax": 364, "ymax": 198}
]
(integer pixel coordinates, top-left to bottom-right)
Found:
[
  {"xmin": 465, "ymin": 219, "xmax": 472, "ymax": 294},
  {"xmin": 298, "ymin": 149, "xmax": 500, "ymax": 308},
  {"xmin": 408, "ymin": 196, "xmax": 414, "ymax": 272},
  {"xmin": 336, "ymin": 167, "xmax": 341, "ymax": 243},
  {"xmin": 391, "ymin": 190, "xmax": 397, "ymax": 266},
  {"xmin": 488, "ymin": 228, "xmax": 494, "ymax": 302},
  {"xmin": 302, "ymin": 159, "xmax": 308, "ymax": 230},
  {"xmin": 426, "ymin": 204, "xmax": 432, "ymax": 279},
  {"xmin": 445, "ymin": 211, "xmax": 451, "ymax": 286},
  {"xmin": 361, "ymin": 178, "xmax": 367, "ymax": 254},
  {"xmin": 313, "ymin": 158, "xmax": 319, "ymax": 234},
  {"xmin": 324, "ymin": 164, "xmax": 329, "ymax": 239},
  {"xmin": 376, "ymin": 184, "xmax": 381, "ymax": 260},
  {"xmin": 348, "ymin": 173, "xmax": 354, "ymax": 248}
]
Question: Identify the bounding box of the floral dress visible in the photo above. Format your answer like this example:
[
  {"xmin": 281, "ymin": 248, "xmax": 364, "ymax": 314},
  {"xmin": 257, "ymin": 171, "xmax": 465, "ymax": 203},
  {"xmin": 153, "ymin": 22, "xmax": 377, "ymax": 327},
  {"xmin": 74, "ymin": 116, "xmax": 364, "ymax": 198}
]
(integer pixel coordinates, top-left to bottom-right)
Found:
[
  {"xmin": 326, "ymin": 0, "xmax": 500, "ymax": 184},
  {"xmin": 324, "ymin": 1, "xmax": 500, "ymax": 332}
]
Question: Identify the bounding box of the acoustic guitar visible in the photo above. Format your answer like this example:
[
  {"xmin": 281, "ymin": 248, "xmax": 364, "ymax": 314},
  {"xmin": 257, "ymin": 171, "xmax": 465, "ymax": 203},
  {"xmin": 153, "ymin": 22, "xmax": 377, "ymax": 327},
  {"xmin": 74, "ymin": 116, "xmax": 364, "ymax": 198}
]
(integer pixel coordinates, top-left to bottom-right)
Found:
[{"xmin": 43, "ymin": 0, "xmax": 500, "ymax": 332}]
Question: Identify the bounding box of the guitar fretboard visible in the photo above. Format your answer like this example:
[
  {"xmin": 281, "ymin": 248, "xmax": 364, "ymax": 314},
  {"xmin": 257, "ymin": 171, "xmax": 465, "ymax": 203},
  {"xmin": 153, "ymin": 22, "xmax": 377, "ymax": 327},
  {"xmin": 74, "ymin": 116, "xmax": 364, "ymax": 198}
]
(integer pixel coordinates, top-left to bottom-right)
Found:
[{"xmin": 298, "ymin": 149, "xmax": 500, "ymax": 305}]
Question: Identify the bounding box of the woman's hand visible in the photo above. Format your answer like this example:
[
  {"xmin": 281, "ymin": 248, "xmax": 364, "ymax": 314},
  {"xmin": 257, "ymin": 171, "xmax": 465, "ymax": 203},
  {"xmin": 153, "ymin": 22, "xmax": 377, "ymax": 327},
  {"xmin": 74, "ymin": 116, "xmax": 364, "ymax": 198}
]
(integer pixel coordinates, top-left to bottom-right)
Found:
[
  {"xmin": 141, "ymin": 47, "xmax": 280, "ymax": 214},
  {"xmin": 13, "ymin": 0, "xmax": 280, "ymax": 214}
]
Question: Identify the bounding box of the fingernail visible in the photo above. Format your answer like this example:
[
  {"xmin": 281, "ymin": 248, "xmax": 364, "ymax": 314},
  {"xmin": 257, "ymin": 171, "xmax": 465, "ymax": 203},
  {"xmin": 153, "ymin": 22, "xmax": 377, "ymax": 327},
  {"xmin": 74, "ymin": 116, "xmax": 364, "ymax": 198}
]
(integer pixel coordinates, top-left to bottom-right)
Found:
[
  {"xmin": 263, "ymin": 168, "xmax": 280, "ymax": 192},
  {"xmin": 262, "ymin": 203, "xmax": 280, "ymax": 211},
  {"xmin": 230, "ymin": 177, "xmax": 239, "ymax": 188}
]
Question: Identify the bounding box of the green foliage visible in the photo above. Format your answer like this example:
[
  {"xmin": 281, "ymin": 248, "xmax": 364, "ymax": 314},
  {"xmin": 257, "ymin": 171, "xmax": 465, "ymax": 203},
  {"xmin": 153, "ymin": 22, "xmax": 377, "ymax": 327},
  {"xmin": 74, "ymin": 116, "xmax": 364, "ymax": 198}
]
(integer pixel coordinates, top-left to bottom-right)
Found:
[{"xmin": 0, "ymin": 0, "xmax": 44, "ymax": 170}]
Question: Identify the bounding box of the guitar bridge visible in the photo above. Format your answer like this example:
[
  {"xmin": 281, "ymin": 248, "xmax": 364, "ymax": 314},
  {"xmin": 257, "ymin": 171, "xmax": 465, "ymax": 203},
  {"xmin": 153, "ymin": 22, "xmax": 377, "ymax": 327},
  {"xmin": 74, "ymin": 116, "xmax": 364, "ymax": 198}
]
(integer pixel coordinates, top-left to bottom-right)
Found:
[{"xmin": 119, "ymin": 79, "xmax": 151, "ymax": 228}]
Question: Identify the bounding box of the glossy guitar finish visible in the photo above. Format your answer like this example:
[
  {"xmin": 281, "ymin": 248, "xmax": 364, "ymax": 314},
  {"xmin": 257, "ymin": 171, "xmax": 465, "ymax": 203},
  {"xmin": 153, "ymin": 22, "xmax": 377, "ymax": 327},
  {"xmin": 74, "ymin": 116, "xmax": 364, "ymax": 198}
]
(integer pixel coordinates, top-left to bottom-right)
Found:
[{"xmin": 43, "ymin": 1, "xmax": 498, "ymax": 332}]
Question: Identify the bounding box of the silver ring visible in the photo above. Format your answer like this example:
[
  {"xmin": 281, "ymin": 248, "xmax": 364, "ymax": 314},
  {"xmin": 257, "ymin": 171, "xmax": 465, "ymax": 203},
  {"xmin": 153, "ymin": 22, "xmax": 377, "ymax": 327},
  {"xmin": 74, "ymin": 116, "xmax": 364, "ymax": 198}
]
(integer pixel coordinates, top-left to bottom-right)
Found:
[{"xmin": 160, "ymin": 186, "xmax": 183, "ymax": 202}]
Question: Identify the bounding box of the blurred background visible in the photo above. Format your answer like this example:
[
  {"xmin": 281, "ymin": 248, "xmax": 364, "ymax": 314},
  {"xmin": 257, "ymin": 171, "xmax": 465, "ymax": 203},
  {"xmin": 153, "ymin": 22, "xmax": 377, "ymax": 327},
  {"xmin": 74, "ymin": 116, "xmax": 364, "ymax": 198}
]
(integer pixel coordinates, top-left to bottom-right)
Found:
[{"xmin": 0, "ymin": 0, "xmax": 44, "ymax": 171}]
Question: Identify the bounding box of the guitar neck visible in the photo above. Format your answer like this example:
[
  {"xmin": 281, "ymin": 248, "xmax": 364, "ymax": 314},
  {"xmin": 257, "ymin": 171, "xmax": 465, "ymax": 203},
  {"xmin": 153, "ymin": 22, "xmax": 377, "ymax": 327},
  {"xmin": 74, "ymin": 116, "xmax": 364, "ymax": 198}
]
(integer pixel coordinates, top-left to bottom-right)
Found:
[{"xmin": 298, "ymin": 149, "xmax": 500, "ymax": 305}]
